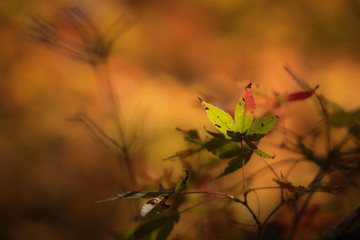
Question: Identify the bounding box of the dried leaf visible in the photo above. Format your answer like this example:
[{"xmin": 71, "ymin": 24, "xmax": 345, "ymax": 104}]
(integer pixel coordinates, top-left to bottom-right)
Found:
[
  {"xmin": 139, "ymin": 198, "xmax": 170, "ymax": 218},
  {"xmin": 273, "ymin": 176, "xmax": 341, "ymax": 197},
  {"xmin": 286, "ymin": 85, "xmax": 319, "ymax": 101},
  {"xmin": 95, "ymin": 191, "xmax": 171, "ymax": 203}
]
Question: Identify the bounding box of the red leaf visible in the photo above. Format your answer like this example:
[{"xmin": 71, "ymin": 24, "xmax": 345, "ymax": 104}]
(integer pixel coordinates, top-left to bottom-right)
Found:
[
  {"xmin": 287, "ymin": 85, "xmax": 319, "ymax": 101},
  {"xmin": 243, "ymin": 83, "xmax": 255, "ymax": 113}
]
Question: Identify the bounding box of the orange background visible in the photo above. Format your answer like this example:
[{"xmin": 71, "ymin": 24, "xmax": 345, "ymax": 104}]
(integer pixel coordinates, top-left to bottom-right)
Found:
[{"xmin": 1, "ymin": 0, "xmax": 360, "ymax": 239}]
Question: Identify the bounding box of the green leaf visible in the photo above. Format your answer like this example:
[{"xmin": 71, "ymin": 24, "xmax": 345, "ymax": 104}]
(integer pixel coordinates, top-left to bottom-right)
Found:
[
  {"xmin": 243, "ymin": 136, "xmax": 257, "ymax": 149},
  {"xmin": 214, "ymin": 142, "xmax": 243, "ymax": 159},
  {"xmin": 253, "ymin": 148, "xmax": 275, "ymax": 159},
  {"xmin": 244, "ymin": 136, "xmax": 274, "ymax": 159},
  {"xmin": 327, "ymin": 100, "xmax": 344, "ymax": 114},
  {"xmin": 235, "ymin": 84, "xmax": 255, "ymax": 133},
  {"xmin": 163, "ymin": 148, "xmax": 202, "ymax": 161},
  {"xmin": 203, "ymin": 138, "xmax": 242, "ymax": 159},
  {"xmin": 331, "ymin": 109, "xmax": 360, "ymax": 128},
  {"xmin": 98, "ymin": 172, "xmax": 186, "ymax": 240},
  {"xmin": 216, "ymin": 149, "xmax": 253, "ymax": 178},
  {"xmin": 246, "ymin": 116, "xmax": 279, "ymax": 137},
  {"xmin": 95, "ymin": 191, "xmax": 171, "ymax": 203},
  {"xmin": 96, "ymin": 171, "xmax": 188, "ymax": 204},
  {"xmin": 203, "ymin": 138, "xmax": 229, "ymax": 151},
  {"xmin": 235, "ymin": 99, "xmax": 253, "ymax": 133},
  {"xmin": 164, "ymin": 129, "xmax": 204, "ymax": 161},
  {"xmin": 205, "ymin": 129, "xmax": 226, "ymax": 139},
  {"xmin": 173, "ymin": 170, "xmax": 188, "ymax": 195},
  {"xmin": 327, "ymin": 101, "xmax": 360, "ymax": 143},
  {"xmin": 175, "ymin": 128, "xmax": 201, "ymax": 145},
  {"xmin": 133, "ymin": 211, "xmax": 180, "ymax": 240},
  {"xmin": 156, "ymin": 212, "xmax": 180, "ymax": 240},
  {"xmin": 199, "ymin": 97, "xmax": 236, "ymax": 136}
]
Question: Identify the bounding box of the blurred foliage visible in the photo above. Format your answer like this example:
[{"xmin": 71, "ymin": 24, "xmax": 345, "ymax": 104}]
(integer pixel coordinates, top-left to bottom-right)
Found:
[{"xmin": 1, "ymin": 0, "xmax": 360, "ymax": 240}]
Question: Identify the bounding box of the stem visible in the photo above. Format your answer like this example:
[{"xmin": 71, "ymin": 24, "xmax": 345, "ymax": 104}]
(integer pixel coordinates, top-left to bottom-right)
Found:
[
  {"xmin": 243, "ymin": 194, "xmax": 262, "ymax": 234},
  {"xmin": 181, "ymin": 191, "xmax": 244, "ymax": 203},
  {"xmin": 179, "ymin": 197, "xmax": 227, "ymax": 214},
  {"xmin": 284, "ymin": 66, "xmax": 332, "ymax": 152},
  {"xmin": 301, "ymin": 119, "xmax": 325, "ymax": 140},
  {"xmin": 72, "ymin": 114, "xmax": 127, "ymax": 190},
  {"xmin": 245, "ymin": 189, "xmax": 285, "ymax": 239},
  {"xmin": 340, "ymin": 150, "xmax": 360, "ymax": 156},
  {"xmin": 260, "ymin": 158, "xmax": 280, "ymax": 180},
  {"xmin": 182, "ymin": 190, "xmax": 264, "ymax": 236},
  {"xmin": 285, "ymin": 158, "xmax": 304, "ymax": 178},
  {"xmin": 336, "ymin": 132, "xmax": 353, "ymax": 152},
  {"xmin": 261, "ymin": 200, "xmax": 284, "ymax": 230},
  {"xmin": 93, "ymin": 63, "xmax": 136, "ymax": 187},
  {"xmin": 288, "ymin": 169, "xmax": 325, "ymax": 240},
  {"xmin": 246, "ymin": 186, "xmax": 282, "ymax": 193},
  {"xmin": 93, "ymin": 63, "xmax": 125, "ymax": 144},
  {"xmin": 243, "ymin": 158, "xmax": 302, "ymax": 186},
  {"xmin": 240, "ymin": 140, "xmax": 246, "ymax": 194}
]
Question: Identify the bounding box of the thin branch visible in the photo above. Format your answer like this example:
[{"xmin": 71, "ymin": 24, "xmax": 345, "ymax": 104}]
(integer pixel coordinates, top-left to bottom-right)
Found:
[
  {"xmin": 285, "ymin": 158, "xmax": 305, "ymax": 178},
  {"xmin": 240, "ymin": 140, "xmax": 247, "ymax": 194},
  {"xmin": 72, "ymin": 112, "xmax": 123, "ymax": 150},
  {"xmin": 181, "ymin": 190, "xmax": 262, "ymax": 233},
  {"xmin": 288, "ymin": 169, "xmax": 325, "ymax": 240},
  {"xmin": 246, "ymin": 186, "xmax": 282, "ymax": 193},
  {"xmin": 181, "ymin": 191, "xmax": 244, "ymax": 204},
  {"xmin": 260, "ymin": 200, "xmax": 284, "ymax": 231},
  {"xmin": 260, "ymin": 158, "xmax": 281, "ymax": 180},
  {"xmin": 179, "ymin": 197, "xmax": 227, "ymax": 214},
  {"xmin": 243, "ymin": 193, "xmax": 262, "ymax": 233}
]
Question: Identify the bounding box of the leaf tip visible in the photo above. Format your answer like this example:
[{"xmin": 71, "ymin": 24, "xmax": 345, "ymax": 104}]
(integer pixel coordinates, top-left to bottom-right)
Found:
[
  {"xmin": 183, "ymin": 170, "xmax": 189, "ymax": 180},
  {"xmin": 198, "ymin": 97, "xmax": 208, "ymax": 109},
  {"xmin": 245, "ymin": 83, "xmax": 252, "ymax": 89}
]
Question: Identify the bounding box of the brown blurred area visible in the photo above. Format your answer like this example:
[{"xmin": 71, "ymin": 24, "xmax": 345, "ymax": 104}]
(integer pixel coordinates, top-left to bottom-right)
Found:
[{"xmin": 1, "ymin": 0, "xmax": 360, "ymax": 239}]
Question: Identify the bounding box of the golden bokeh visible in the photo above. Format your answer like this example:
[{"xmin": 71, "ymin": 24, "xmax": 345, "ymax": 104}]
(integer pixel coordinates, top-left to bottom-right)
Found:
[{"xmin": 1, "ymin": 0, "xmax": 360, "ymax": 239}]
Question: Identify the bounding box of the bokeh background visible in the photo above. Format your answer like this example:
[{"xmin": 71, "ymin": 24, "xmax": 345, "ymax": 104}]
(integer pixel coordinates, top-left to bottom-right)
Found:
[{"xmin": 1, "ymin": 0, "xmax": 360, "ymax": 239}]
